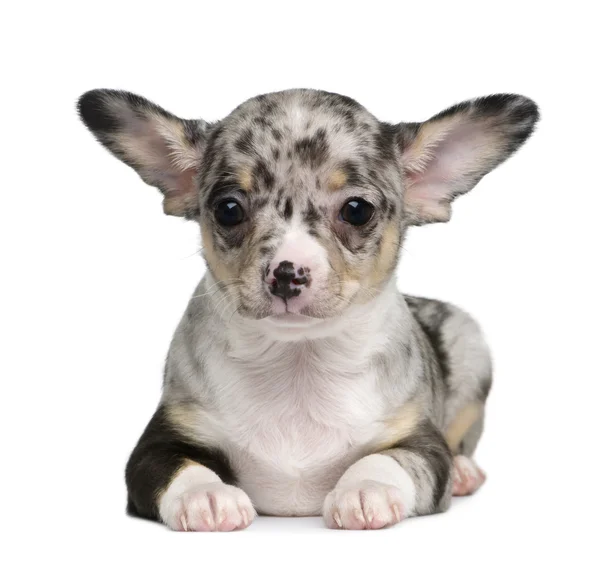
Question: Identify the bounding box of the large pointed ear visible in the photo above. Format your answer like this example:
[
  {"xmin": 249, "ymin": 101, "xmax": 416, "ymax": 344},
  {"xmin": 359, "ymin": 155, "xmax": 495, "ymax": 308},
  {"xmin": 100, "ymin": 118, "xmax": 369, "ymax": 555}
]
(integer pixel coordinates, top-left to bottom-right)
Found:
[
  {"xmin": 77, "ymin": 89, "xmax": 211, "ymax": 217},
  {"xmin": 396, "ymin": 94, "xmax": 539, "ymax": 225}
]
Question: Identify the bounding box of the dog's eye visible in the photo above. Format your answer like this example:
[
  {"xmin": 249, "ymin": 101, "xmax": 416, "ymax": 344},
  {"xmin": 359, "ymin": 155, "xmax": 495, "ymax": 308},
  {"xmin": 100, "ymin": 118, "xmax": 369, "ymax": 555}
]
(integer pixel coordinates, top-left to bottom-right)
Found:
[
  {"xmin": 215, "ymin": 200, "xmax": 245, "ymax": 226},
  {"xmin": 339, "ymin": 199, "xmax": 374, "ymax": 226}
]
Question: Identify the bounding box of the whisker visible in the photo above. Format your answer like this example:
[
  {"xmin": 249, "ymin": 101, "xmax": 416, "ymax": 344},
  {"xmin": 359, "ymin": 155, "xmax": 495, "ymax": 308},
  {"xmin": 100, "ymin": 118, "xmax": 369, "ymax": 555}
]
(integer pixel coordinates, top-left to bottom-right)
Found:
[
  {"xmin": 190, "ymin": 286, "xmax": 241, "ymax": 301},
  {"xmin": 228, "ymin": 304, "xmax": 243, "ymax": 323},
  {"xmin": 180, "ymin": 250, "xmax": 202, "ymax": 260},
  {"xmin": 212, "ymin": 290, "xmax": 240, "ymax": 316},
  {"xmin": 190, "ymin": 279, "xmax": 244, "ymax": 300}
]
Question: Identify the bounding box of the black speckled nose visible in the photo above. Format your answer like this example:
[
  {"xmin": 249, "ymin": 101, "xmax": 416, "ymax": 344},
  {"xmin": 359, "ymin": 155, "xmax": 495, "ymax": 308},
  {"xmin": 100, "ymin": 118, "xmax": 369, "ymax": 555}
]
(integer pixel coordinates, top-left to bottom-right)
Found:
[{"xmin": 269, "ymin": 260, "xmax": 307, "ymax": 301}]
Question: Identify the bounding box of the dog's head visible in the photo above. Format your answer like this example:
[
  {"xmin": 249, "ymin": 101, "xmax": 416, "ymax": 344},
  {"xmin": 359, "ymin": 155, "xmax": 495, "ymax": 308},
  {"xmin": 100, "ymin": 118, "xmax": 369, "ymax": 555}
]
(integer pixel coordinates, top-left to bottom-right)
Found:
[{"xmin": 78, "ymin": 89, "xmax": 538, "ymax": 322}]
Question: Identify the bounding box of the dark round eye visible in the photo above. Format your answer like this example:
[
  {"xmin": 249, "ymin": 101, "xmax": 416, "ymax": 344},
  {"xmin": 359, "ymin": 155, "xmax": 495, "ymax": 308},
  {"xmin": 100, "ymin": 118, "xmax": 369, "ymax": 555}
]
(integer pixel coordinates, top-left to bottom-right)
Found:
[
  {"xmin": 215, "ymin": 200, "xmax": 245, "ymax": 226},
  {"xmin": 339, "ymin": 199, "xmax": 374, "ymax": 226}
]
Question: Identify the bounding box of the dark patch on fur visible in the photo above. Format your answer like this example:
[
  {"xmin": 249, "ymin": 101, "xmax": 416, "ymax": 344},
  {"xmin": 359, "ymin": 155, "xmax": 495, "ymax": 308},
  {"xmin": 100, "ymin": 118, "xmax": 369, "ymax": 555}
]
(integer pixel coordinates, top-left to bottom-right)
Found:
[
  {"xmin": 220, "ymin": 225, "xmax": 248, "ymax": 249},
  {"xmin": 274, "ymin": 187, "xmax": 284, "ymax": 209},
  {"xmin": 336, "ymin": 228, "xmax": 353, "ymax": 251},
  {"xmin": 479, "ymin": 369, "xmax": 493, "ymax": 401},
  {"xmin": 259, "ymin": 98, "xmax": 278, "ymax": 116},
  {"xmin": 302, "ymin": 200, "xmax": 320, "ymax": 228},
  {"xmin": 283, "ymin": 197, "xmax": 293, "ymax": 220},
  {"xmin": 199, "ymin": 123, "xmax": 225, "ymax": 188},
  {"xmin": 402, "ymin": 340, "xmax": 414, "ymax": 362},
  {"xmin": 388, "ymin": 201, "xmax": 397, "ymax": 219},
  {"xmin": 253, "ymin": 159, "xmax": 275, "ymax": 190},
  {"xmin": 254, "ymin": 195, "xmax": 268, "ymax": 209},
  {"xmin": 388, "ymin": 419, "xmax": 452, "ymax": 510},
  {"xmin": 340, "ymin": 160, "xmax": 362, "ymax": 186},
  {"xmin": 339, "ymin": 108, "xmax": 357, "ymax": 129},
  {"xmin": 78, "ymin": 90, "xmax": 123, "ymax": 134},
  {"xmin": 253, "ymin": 115, "xmax": 272, "ymax": 129},
  {"xmin": 235, "ymin": 128, "xmax": 254, "ymax": 155},
  {"xmin": 294, "ymin": 128, "xmax": 329, "ymax": 169},
  {"xmin": 259, "ymin": 245, "xmax": 273, "ymax": 257},
  {"xmin": 393, "ymin": 121, "xmax": 419, "ymax": 155},
  {"xmin": 256, "ymin": 230, "xmax": 275, "ymax": 245},
  {"xmin": 126, "ymin": 404, "xmax": 236, "ymax": 521},
  {"xmin": 405, "ymin": 297, "xmax": 452, "ymax": 383}
]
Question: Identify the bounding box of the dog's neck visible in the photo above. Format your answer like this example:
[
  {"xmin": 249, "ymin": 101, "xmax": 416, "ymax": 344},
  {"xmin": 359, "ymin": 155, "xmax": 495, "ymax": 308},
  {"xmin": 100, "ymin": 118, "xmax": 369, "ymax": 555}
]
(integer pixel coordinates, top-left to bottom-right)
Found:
[{"xmin": 205, "ymin": 274, "xmax": 410, "ymax": 360}]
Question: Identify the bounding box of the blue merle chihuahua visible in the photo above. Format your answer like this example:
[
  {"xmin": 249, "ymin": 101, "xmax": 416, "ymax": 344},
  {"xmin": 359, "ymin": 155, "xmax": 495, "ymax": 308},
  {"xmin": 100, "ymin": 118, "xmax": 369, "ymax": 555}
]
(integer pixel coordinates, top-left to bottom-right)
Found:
[{"xmin": 78, "ymin": 88, "xmax": 538, "ymax": 531}]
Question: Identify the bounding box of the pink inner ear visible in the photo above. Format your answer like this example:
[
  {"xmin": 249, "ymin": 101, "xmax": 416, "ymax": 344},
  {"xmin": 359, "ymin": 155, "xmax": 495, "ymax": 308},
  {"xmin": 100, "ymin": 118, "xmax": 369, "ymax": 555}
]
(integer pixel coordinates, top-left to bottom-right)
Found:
[
  {"xmin": 405, "ymin": 119, "xmax": 500, "ymax": 221},
  {"xmin": 161, "ymin": 166, "xmax": 199, "ymax": 216},
  {"xmin": 154, "ymin": 166, "xmax": 198, "ymax": 195},
  {"xmin": 117, "ymin": 106, "xmax": 200, "ymax": 201}
]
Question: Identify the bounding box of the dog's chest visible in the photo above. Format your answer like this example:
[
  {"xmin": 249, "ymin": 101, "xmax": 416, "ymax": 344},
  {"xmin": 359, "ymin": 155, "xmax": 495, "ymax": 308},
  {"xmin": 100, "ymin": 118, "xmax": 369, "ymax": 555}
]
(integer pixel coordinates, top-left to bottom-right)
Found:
[{"xmin": 214, "ymin": 339, "xmax": 386, "ymax": 515}]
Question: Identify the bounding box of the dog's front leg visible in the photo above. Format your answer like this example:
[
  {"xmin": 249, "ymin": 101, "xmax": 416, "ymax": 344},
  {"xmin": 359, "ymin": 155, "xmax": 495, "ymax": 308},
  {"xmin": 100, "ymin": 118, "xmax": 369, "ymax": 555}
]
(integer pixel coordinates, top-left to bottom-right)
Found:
[
  {"xmin": 323, "ymin": 420, "xmax": 452, "ymax": 529},
  {"xmin": 126, "ymin": 406, "xmax": 256, "ymax": 532}
]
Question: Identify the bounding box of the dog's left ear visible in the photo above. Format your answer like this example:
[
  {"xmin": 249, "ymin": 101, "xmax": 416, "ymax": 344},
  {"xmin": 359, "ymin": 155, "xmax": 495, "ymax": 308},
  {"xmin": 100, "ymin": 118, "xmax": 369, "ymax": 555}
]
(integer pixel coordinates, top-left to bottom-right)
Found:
[
  {"xmin": 78, "ymin": 89, "xmax": 211, "ymax": 217},
  {"xmin": 396, "ymin": 94, "xmax": 539, "ymax": 225}
]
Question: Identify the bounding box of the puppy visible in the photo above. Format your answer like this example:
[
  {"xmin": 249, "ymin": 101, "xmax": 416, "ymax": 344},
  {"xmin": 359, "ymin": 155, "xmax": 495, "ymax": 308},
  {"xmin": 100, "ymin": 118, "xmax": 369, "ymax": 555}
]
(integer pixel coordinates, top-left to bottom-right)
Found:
[{"xmin": 78, "ymin": 89, "xmax": 538, "ymax": 531}]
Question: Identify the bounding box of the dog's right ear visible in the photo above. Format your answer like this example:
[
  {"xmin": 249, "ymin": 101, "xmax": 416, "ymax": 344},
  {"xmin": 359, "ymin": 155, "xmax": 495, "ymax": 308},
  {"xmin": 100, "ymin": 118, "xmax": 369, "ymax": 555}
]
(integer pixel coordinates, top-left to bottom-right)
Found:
[{"xmin": 77, "ymin": 89, "xmax": 211, "ymax": 218}]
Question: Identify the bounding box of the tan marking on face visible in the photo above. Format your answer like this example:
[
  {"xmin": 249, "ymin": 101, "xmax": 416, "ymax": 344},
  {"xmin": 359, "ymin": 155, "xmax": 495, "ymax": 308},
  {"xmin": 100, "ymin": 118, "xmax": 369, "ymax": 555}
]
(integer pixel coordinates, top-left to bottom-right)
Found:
[
  {"xmin": 238, "ymin": 168, "xmax": 253, "ymax": 192},
  {"xmin": 329, "ymin": 230, "xmax": 363, "ymax": 283},
  {"xmin": 445, "ymin": 402, "xmax": 483, "ymax": 454},
  {"xmin": 317, "ymin": 236, "xmax": 344, "ymax": 278},
  {"xmin": 201, "ymin": 222, "xmax": 237, "ymax": 282},
  {"xmin": 317, "ymin": 234, "xmax": 363, "ymax": 306},
  {"xmin": 375, "ymin": 401, "xmax": 423, "ymax": 451},
  {"xmin": 366, "ymin": 223, "xmax": 400, "ymax": 288},
  {"xmin": 341, "ymin": 262, "xmax": 362, "ymax": 287},
  {"xmin": 328, "ymin": 169, "xmax": 347, "ymax": 192}
]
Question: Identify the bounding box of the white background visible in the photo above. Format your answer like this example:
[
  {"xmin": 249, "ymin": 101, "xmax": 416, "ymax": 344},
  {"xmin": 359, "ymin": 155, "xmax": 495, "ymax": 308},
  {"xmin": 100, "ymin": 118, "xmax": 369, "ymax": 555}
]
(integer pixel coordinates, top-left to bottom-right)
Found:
[{"xmin": 2, "ymin": 1, "xmax": 598, "ymax": 562}]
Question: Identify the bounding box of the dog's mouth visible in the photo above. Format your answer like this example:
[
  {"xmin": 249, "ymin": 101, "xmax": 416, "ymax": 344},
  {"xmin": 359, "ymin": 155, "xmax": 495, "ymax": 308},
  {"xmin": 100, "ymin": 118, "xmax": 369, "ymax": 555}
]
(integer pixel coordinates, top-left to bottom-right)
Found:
[
  {"xmin": 259, "ymin": 311, "xmax": 326, "ymax": 339},
  {"xmin": 266, "ymin": 312, "xmax": 318, "ymax": 326}
]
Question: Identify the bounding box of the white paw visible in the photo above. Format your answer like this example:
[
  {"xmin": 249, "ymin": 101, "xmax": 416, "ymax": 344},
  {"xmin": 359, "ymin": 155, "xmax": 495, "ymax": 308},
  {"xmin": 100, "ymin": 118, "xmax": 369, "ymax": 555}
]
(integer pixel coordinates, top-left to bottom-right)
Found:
[
  {"xmin": 452, "ymin": 455, "xmax": 486, "ymax": 496},
  {"xmin": 323, "ymin": 480, "xmax": 406, "ymax": 530},
  {"xmin": 161, "ymin": 482, "xmax": 256, "ymax": 532}
]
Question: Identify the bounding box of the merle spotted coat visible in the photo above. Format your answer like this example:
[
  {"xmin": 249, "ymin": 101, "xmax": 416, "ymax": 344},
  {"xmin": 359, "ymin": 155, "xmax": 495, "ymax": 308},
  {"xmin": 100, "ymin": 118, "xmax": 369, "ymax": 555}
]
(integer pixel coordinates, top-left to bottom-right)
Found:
[{"xmin": 78, "ymin": 88, "xmax": 538, "ymax": 530}]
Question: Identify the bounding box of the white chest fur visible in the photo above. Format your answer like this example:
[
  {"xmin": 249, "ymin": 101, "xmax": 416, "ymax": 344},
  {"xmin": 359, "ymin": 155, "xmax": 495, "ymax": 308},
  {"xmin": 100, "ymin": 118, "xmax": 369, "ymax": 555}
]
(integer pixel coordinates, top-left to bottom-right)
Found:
[
  {"xmin": 166, "ymin": 282, "xmax": 413, "ymax": 516},
  {"xmin": 206, "ymin": 330, "xmax": 389, "ymax": 515}
]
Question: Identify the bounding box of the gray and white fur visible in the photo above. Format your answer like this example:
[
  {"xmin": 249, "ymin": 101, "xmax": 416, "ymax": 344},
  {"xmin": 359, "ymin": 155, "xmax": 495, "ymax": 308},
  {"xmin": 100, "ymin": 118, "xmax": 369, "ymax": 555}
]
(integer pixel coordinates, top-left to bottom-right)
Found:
[{"xmin": 78, "ymin": 88, "xmax": 538, "ymax": 530}]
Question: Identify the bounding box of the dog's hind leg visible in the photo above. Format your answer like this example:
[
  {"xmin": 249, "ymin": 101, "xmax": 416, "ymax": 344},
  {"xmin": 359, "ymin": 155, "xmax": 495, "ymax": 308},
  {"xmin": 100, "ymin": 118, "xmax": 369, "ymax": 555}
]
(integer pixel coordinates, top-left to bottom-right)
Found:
[
  {"xmin": 446, "ymin": 406, "xmax": 487, "ymax": 496},
  {"xmin": 406, "ymin": 296, "xmax": 492, "ymax": 497}
]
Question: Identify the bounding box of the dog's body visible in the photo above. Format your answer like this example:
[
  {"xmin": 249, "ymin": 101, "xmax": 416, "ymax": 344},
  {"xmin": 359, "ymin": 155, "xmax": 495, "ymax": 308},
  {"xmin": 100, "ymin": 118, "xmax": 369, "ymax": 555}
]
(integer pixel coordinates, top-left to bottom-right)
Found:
[
  {"xmin": 158, "ymin": 275, "xmax": 490, "ymax": 519},
  {"xmin": 78, "ymin": 88, "xmax": 538, "ymax": 530}
]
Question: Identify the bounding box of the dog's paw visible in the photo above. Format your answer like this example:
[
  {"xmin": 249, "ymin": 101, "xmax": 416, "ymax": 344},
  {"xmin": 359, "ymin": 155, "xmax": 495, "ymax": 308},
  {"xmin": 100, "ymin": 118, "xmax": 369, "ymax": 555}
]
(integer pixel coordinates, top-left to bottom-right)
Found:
[
  {"xmin": 323, "ymin": 480, "xmax": 406, "ymax": 530},
  {"xmin": 452, "ymin": 455, "xmax": 486, "ymax": 496},
  {"xmin": 161, "ymin": 482, "xmax": 256, "ymax": 532}
]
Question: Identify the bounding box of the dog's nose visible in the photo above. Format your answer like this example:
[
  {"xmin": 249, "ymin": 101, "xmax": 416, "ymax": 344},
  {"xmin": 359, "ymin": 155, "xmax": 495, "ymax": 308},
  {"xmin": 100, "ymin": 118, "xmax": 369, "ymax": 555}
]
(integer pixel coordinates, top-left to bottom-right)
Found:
[{"xmin": 267, "ymin": 260, "xmax": 310, "ymax": 301}]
